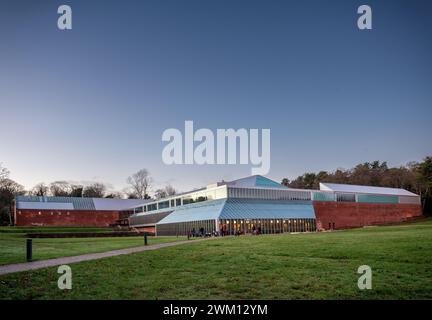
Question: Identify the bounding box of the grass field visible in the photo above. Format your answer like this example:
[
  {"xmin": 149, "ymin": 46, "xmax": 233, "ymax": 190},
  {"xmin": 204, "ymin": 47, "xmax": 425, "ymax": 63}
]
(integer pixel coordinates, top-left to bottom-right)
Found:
[
  {"xmin": 0, "ymin": 219, "xmax": 431, "ymax": 300},
  {"xmin": 0, "ymin": 231, "xmax": 189, "ymax": 265},
  {"xmin": 0, "ymin": 226, "xmax": 110, "ymax": 234}
]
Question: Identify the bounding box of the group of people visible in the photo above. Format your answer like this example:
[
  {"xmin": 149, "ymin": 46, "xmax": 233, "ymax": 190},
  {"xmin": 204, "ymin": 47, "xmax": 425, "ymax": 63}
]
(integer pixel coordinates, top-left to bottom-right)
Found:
[
  {"xmin": 188, "ymin": 224, "xmax": 263, "ymax": 238},
  {"xmin": 189, "ymin": 227, "xmax": 211, "ymax": 237},
  {"xmin": 251, "ymin": 225, "xmax": 262, "ymax": 235}
]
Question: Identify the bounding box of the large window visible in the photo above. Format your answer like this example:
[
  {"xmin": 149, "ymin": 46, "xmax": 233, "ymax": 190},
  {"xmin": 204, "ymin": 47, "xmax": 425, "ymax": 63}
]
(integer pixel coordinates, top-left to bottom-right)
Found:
[
  {"xmin": 218, "ymin": 218, "xmax": 316, "ymax": 235},
  {"xmin": 228, "ymin": 187, "xmax": 311, "ymax": 201},
  {"xmin": 336, "ymin": 193, "xmax": 356, "ymax": 202},
  {"xmin": 182, "ymin": 197, "xmax": 194, "ymax": 205},
  {"xmin": 157, "ymin": 219, "xmax": 216, "ymax": 236},
  {"xmin": 147, "ymin": 203, "xmax": 157, "ymax": 212},
  {"xmin": 134, "ymin": 206, "xmax": 144, "ymax": 214},
  {"xmin": 159, "ymin": 201, "xmax": 170, "ymax": 209}
]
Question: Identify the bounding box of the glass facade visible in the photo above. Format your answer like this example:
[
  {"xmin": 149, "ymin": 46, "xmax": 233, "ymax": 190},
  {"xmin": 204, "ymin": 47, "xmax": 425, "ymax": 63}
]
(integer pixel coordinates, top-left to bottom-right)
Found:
[
  {"xmin": 312, "ymin": 192, "xmax": 335, "ymax": 201},
  {"xmin": 156, "ymin": 218, "xmax": 317, "ymax": 236},
  {"xmin": 157, "ymin": 219, "xmax": 216, "ymax": 236},
  {"xmin": 228, "ymin": 187, "xmax": 311, "ymax": 201},
  {"xmin": 131, "ymin": 185, "xmax": 228, "ymax": 215},
  {"xmin": 147, "ymin": 203, "xmax": 157, "ymax": 212},
  {"xmin": 336, "ymin": 193, "xmax": 356, "ymax": 202},
  {"xmin": 357, "ymin": 194, "xmax": 399, "ymax": 204},
  {"xmin": 159, "ymin": 200, "xmax": 170, "ymax": 209},
  {"xmin": 218, "ymin": 218, "xmax": 316, "ymax": 235},
  {"xmin": 134, "ymin": 206, "xmax": 144, "ymax": 213}
]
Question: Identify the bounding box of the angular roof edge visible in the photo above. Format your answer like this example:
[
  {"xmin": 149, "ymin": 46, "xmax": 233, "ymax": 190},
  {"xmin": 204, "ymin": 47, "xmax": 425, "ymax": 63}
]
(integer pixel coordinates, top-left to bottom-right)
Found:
[
  {"xmin": 15, "ymin": 196, "xmax": 149, "ymax": 211},
  {"xmin": 224, "ymin": 175, "xmax": 287, "ymax": 189},
  {"xmin": 319, "ymin": 183, "xmax": 419, "ymax": 197}
]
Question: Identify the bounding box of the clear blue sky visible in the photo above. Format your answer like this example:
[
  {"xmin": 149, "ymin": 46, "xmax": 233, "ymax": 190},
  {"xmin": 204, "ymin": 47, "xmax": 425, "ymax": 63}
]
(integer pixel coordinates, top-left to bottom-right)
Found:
[{"xmin": 0, "ymin": 0, "xmax": 431, "ymax": 193}]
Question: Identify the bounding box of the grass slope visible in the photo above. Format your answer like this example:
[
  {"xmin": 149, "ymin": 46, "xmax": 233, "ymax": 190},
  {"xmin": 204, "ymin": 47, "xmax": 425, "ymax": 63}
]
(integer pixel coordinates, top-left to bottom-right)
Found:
[
  {"xmin": 0, "ymin": 233, "xmax": 189, "ymax": 265},
  {"xmin": 1, "ymin": 219, "xmax": 431, "ymax": 300}
]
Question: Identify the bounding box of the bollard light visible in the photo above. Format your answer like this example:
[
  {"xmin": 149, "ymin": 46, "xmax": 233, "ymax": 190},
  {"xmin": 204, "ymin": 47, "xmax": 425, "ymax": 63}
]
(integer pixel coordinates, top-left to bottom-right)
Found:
[{"xmin": 26, "ymin": 239, "xmax": 32, "ymax": 262}]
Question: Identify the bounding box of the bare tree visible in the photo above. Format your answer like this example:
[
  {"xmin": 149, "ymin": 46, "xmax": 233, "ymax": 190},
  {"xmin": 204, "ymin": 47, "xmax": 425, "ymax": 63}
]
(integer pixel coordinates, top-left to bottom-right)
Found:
[
  {"xmin": 49, "ymin": 181, "xmax": 73, "ymax": 197},
  {"xmin": 154, "ymin": 189, "xmax": 167, "ymax": 200},
  {"xmin": 70, "ymin": 185, "xmax": 84, "ymax": 197},
  {"xmin": 31, "ymin": 183, "xmax": 49, "ymax": 196},
  {"xmin": 105, "ymin": 191, "xmax": 124, "ymax": 199},
  {"xmin": 126, "ymin": 193, "xmax": 139, "ymax": 199},
  {"xmin": 0, "ymin": 163, "xmax": 10, "ymax": 182},
  {"xmin": 155, "ymin": 185, "xmax": 177, "ymax": 199},
  {"xmin": 164, "ymin": 185, "xmax": 177, "ymax": 197},
  {"xmin": 0, "ymin": 164, "xmax": 24, "ymax": 225},
  {"xmin": 83, "ymin": 182, "xmax": 107, "ymax": 198},
  {"xmin": 126, "ymin": 169, "xmax": 152, "ymax": 199},
  {"xmin": 0, "ymin": 178, "xmax": 25, "ymax": 225}
]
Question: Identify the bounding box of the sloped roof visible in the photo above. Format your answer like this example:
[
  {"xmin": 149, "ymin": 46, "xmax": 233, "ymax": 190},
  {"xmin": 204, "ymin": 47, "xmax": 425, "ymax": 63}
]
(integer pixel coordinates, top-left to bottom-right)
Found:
[
  {"xmin": 226, "ymin": 175, "xmax": 287, "ymax": 189},
  {"xmin": 92, "ymin": 198, "xmax": 148, "ymax": 210},
  {"xmin": 220, "ymin": 199, "xmax": 315, "ymax": 219},
  {"xmin": 157, "ymin": 198, "xmax": 315, "ymax": 224},
  {"xmin": 319, "ymin": 183, "xmax": 418, "ymax": 197},
  {"xmin": 16, "ymin": 196, "xmax": 148, "ymax": 211},
  {"xmin": 17, "ymin": 202, "xmax": 74, "ymax": 210},
  {"xmin": 157, "ymin": 199, "xmax": 226, "ymax": 224}
]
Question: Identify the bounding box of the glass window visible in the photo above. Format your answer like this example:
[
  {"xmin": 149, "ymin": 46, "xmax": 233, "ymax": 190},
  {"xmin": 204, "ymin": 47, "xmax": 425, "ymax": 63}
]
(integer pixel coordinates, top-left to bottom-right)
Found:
[
  {"xmin": 148, "ymin": 203, "xmax": 157, "ymax": 211},
  {"xmin": 159, "ymin": 201, "xmax": 169, "ymax": 209},
  {"xmin": 182, "ymin": 197, "xmax": 194, "ymax": 205}
]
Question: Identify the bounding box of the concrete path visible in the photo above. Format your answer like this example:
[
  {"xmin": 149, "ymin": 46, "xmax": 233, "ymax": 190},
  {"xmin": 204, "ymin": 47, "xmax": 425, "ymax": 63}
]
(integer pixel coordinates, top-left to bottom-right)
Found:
[{"xmin": 0, "ymin": 238, "xmax": 208, "ymax": 276}]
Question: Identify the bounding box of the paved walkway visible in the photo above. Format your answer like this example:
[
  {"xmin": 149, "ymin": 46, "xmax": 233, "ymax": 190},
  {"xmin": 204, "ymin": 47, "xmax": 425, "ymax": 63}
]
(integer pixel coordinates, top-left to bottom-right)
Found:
[{"xmin": 0, "ymin": 238, "xmax": 208, "ymax": 276}]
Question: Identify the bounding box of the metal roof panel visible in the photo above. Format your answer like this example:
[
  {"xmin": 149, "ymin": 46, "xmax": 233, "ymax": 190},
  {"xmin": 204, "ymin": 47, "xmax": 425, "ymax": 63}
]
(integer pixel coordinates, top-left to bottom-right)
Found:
[
  {"xmin": 220, "ymin": 199, "xmax": 315, "ymax": 219},
  {"xmin": 157, "ymin": 199, "xmax": 226, "ymax": 224},
  {"xmin": 17, "ymin": 202, "xmax": 74, "ymax": 210},
  {"xmin": 319, "ymin": 183, "xmax": 418, "ymax": 196}
]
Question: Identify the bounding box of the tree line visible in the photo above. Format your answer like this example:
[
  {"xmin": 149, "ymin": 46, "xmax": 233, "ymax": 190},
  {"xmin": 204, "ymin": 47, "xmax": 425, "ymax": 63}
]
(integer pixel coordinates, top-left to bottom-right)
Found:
[
  {"xmin": 0, "ymin": 166, "xmax": 176, "ymax": 225},
  {"xmin": 281, "ymin": 157, "xmax": 432, "ymax": 214}
]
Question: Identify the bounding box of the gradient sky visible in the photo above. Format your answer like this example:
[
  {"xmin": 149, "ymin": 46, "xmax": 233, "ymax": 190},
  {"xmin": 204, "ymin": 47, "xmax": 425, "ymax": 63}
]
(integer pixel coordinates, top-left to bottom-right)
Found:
[{"xmin": 0, "ymin": 0, "xmax": 431, "ymax": 194}]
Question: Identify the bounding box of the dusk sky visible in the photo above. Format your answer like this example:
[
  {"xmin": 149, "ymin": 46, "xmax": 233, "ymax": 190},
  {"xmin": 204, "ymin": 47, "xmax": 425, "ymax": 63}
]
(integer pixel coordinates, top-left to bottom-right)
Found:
[{"xmin": 0, "ymin": 0, "xmax": 431, "ymax": 194}]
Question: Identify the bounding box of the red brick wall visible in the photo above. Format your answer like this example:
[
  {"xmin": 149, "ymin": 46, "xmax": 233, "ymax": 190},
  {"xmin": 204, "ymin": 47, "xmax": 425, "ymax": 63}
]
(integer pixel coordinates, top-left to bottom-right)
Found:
[
  {"xmin": 313, "ymin": 201, "xmax": 422, "ymax": 231},
  {"xmin": 15, "ymin": 209, "xmax": 121, "ymax": 227},
  {"xmin": 134, "ymin": 226, "xmax": 156, "ymax": 234}
]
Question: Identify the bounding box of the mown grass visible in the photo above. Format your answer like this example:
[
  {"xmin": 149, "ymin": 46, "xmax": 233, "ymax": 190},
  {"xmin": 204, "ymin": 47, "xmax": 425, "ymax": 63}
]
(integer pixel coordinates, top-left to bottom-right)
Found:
[
  {"xmin": 0, "ymin": 226, "xmax": 110, "ymax": 234},
  {"xmin": 1, "ymin": 219, "xmax": 431, "ymax": 300},
  {"xmin": 0, "ymin": 233, "xmax": 189, "ymax": 265}
]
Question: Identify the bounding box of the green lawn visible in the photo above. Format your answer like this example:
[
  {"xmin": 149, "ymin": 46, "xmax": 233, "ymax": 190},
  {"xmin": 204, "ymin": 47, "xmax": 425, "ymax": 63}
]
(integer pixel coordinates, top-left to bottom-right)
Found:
[
  {"xmin": 1, "ymin": 219, "xmax": 432, "ymax": 300},
  {"xmin": 0, "ymin": 232, "xmax": 189, "ymax": 265},
  {"xmin": 0, "ymin": 226, "xmax": 110, "ymax": 234}
]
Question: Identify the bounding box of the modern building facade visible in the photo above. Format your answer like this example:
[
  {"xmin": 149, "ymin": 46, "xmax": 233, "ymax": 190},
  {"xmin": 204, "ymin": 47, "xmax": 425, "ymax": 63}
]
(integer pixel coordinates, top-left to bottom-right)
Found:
[
  {"xmin": 127, "ymin": 175, "xmax": 422, "ymax": 235},
  {"xmin": 14, "ymin": 175, "xmax": 422, "ymax": 231},
  {"xmin": 14, "ymin": 196, "xmax": 148, "ymax": 227}
]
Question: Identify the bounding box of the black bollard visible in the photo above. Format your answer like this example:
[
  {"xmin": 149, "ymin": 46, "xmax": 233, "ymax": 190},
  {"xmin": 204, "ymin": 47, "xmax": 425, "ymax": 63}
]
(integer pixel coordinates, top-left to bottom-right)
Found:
[
  {"xmin": 187, "ymin": 232, "xmax": 190, "ymax": 240},
  {"xmin": 144, "ymin": 233, "xmax": 148, "ymax": 246},
  {"xmin": 26, "ymin": 239, "xmax": 32, "ymax": 262}
]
